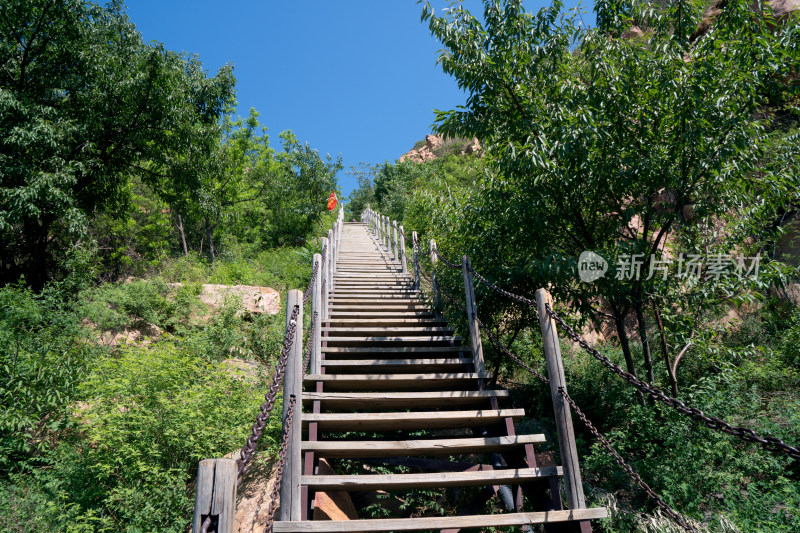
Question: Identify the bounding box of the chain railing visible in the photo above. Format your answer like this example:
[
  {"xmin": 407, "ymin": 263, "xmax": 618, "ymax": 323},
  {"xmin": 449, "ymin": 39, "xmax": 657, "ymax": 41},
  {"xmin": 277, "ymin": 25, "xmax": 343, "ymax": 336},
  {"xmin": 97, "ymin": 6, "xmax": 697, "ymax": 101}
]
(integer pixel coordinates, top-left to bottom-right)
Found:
[
  {"xmin": 425, "ymin": 238, "xmax": 800, "ymax": 462},
  {"xmin": 560, "ymin": 388, "xmax": 698, "ymax": 533},
  {"xmin": 544, "ymin": 302, "xmax": 800, "ymax": 461},
  {"xmin": 474, "ymin": 312, "xmax": 697, "ymax": 532},
  {"xmin": 263, "ymin": 394, "xmax": 297, "ymax": 533},
  {"xmin": 193, "ymin": 211, "xmax": 341, "ymax": 532},
  {"xmin": 235, "ymin": 304, "xmax": 299, "ymax": 487},
  {"xmin": 432, "ymin": 246, "xmax": 461, "ymax": 270}
]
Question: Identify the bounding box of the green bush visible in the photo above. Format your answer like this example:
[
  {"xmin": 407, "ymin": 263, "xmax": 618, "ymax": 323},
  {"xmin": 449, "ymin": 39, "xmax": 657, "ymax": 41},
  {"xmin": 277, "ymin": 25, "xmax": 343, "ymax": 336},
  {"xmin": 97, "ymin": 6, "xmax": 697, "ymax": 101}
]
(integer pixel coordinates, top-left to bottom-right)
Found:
[
  {"xmin": 0, "ymin": 284, "xmax": 91, "ymax": 471},
  {"xmin": 2, "ymin": 343, "xmax": 280, "ymax": 531}
]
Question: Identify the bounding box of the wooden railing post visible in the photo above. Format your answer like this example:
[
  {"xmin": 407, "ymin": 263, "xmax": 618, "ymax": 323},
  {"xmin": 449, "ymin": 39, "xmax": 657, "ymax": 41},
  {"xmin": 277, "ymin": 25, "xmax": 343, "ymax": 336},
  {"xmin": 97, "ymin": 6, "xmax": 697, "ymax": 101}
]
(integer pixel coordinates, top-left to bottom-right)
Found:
[
  {"xmin": 332, "ymin": 224, "xmax": 338, "ymax": 273},
  {"xmin": 399, "ymin": 225, "xmax": 408, "ymax": 274},
  {"xmin": 279, "ymin": 289, "xmax": 303, "ymax": 521},
  {"xmin": 412, "ymin": 231, "xmax": 420, "ymax": 290},
  {"xmin": 429, "ymin": 239, "xmax": 440, "ymax": 309},
  {"xmin": 462, "ymin": 255, "xmax": 486, "ymax": 375},
  {"xmin": 392, "ymin": 220, "xmax": 399, "ymax": 261},
  {"xmin": 311, "ymin": 253, "xmax": 322, "ymax": 374},
  {"xmin": 535, "ymin": 288, "xmax": 586, "ymax": 511},
  {"xmin": 337, "ymin": 207, "xmax": 343, "ymax": 264},
  {"xmin": 384, "ymin": 216, "xmax": 390, "ymax": 251},
  {"xmin": 327, "ymin": 228, "xmax": 334, "ymax": 283},
  {"xmin": 192, "ymin": 458, "xmax": 237, "ymax": 533},
  {"xmin": 320, "ymin": 237, "xmax": 329, "ymax": 321}
]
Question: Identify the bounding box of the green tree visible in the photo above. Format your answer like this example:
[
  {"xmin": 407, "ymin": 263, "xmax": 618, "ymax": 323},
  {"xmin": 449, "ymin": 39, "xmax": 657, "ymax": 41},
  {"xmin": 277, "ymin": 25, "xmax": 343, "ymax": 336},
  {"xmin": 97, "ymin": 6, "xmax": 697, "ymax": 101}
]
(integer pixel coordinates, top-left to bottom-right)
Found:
[
  {"xmin": 264, "ymin": 131, "xmax": 343, "ymax": 246},
  {"xmin": 422, "ymin": 0, "xmax": 800, "ymax": 387},
  {"xmin": 0, "ymin": 0, "xmax": 234, "ymax": 288}
]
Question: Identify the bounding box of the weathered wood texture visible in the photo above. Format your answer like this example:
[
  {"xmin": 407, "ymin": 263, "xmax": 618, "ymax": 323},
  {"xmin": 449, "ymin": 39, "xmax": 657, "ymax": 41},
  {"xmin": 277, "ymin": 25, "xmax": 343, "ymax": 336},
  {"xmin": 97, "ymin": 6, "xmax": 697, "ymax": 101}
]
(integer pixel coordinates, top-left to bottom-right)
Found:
[
  {"xmin": 274, "ymin": 509, "xmax": 608, "ymax": 532},
  {"xmin": 536, "ymin": 287, "xmax": 586, "ymax": 510},
  {"xmin": 192, "ymin": 458, "xmax": 237, "ymax": 533},
  {"xmin": 279, "ymin": 289, "xmax": 303, "ymax": 521}
]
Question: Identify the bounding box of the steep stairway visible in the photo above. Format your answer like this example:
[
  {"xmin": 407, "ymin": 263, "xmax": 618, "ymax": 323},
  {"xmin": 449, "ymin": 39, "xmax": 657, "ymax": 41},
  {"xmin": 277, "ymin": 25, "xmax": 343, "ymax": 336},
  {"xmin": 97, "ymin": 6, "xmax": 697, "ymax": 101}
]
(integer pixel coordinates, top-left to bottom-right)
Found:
[{"xmin": 275, "ymin": 222, "xmax": 606, "ymax": 532}]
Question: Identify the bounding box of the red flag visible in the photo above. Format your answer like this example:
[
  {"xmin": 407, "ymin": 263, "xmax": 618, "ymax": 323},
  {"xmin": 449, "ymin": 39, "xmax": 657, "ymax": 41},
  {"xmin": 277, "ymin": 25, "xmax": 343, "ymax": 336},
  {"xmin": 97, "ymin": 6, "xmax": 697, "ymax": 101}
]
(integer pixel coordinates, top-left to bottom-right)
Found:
[{"xmin": 327, "ymin": 191, "xmax": 338, "ymax": 211}]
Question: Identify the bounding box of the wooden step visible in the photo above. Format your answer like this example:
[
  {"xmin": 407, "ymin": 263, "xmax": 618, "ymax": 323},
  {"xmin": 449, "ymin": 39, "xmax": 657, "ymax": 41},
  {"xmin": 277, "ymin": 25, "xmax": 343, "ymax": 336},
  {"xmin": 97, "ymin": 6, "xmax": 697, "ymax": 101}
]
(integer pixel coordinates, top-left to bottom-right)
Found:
[
  {"xmin": 302, "ymin": 409, "xmax": 524, "ymax": 431},
  {"xmin": 302, "ymin": 390, "xmax": 505, "ymax": 408},
  {"xmin": 320, "ymin": 358, "xmax": 473, "ymax": 372},
  {"xmin": 335, "ymin": 274, "xmax": 411, "ymax": 280},
  {"xmin": 324, "ymin": 318, "xmax": 446, "ymax": 326},
  {"xmin": 332, "ymin": 285, "xmax": 417, "ymax": 290},
  {"xmin": 273, "ymin": 509, "xmax": 608, "ymax": 532},
  {"xmin": 322, "ymin": 336, "xmax": 461, "ymax": 347},
  {"xmin": 303, "ymin": 467, "xmax": 562, "ymax": 491},
  {"xmin": 322, "ymin": 327, "xmax": 453, "ymax": 336},
  {"xmin": 304, "ymin": 373, "xmax": 487, "ymax": 390},
  {"xmin": 329, "ymin": 298, "xmax": 423, "ymax": 304},
  {"xmin": 330, "ymin": 295, "xmax": 421, "ymax": 301},
  {"xmin": 322, "ymin": 346, "xmax": 470, "ymax": 355},
  {"xmin": 326, "ymin": 312, "xmax": 436, "ymax": 319},
  {"xmin": 302, "ymin": 435, "xmax": 546, "ymax": 458}
]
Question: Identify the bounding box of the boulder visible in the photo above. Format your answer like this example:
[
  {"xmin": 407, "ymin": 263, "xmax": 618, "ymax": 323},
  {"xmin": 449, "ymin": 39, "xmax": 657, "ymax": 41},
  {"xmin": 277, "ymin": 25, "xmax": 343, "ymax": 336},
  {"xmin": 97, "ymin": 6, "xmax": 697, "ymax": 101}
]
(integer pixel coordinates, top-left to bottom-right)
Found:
[
  {"xmin": 312, "ymin": 459, "xmax": 359, "ymax": 521},
  {"xmin": 198, "ymin": 284, "xmax": 281, "ymax": 315}
]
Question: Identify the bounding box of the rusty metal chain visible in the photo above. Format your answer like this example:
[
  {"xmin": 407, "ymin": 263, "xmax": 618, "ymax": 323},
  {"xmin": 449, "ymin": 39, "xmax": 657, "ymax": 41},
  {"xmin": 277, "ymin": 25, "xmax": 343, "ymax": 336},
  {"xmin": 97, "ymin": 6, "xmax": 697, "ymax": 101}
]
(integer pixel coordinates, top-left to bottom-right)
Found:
[
  {"xmin": 235, "ymin": 305, "xmax": 299, "ymax": 488},
  {"xmin": 474, "ymin": 313, "xmax": 548, "ymax": 384},
  {"xmin": 467, "ymin": 265, "xmax": 537, "ymax": 308},
  {"xmin": 560, "ymin": 388, "xmax": 698, "ymax": 532},
  {"xmin": 263, "ymin": 394, "xmax": 297, "ymax": 533},
  {"xmin": 302, "ymin": 311, "xmax": 318, "ymax": 374},
  {"xmin": 302, "ymin": 245, "xmax": 325, "ymax": 305},
  {"xmin": 433, "ymin": 246, "xmax": 461, "ymax": 269},
  {"xmin": 545, "ymin": 303, "xmax": 800, "ymax": 461},
  {"xmin": 420, "ymin": 268, "xmax": 465, "ymax": 312},
  {"xmin": 474, "ymin": 311, "xmax": 697, "ymax": 532}
]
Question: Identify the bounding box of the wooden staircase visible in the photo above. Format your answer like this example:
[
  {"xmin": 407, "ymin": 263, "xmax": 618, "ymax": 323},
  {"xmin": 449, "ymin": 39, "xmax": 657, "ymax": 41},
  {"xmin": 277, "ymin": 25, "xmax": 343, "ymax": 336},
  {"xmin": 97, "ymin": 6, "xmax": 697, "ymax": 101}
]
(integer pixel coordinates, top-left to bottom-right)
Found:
[{"xmin": 275, "ymin": 222, "xmax": 607, "ymax": 532}]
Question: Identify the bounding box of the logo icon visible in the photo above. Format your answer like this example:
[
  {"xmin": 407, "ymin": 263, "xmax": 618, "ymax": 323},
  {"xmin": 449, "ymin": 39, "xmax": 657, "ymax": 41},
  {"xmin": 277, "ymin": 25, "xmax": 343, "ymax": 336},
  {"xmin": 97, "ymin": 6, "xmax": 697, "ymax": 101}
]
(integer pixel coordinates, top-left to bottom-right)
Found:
[{"xmin": 578, "ymin": 251, "xmax": 608, "ymax": 282}]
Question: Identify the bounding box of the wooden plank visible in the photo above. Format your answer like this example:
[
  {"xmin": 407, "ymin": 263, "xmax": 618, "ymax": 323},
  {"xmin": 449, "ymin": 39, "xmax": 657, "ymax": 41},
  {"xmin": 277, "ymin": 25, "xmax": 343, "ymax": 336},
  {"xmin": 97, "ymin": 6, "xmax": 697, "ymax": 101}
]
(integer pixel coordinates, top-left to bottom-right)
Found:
[
  {"xmin": 331, "ymin": 291, "xmax": 421, "ymax": 296},
  {"xmin": 192, "ymin": 459, "xmax": 214, "ymax": 532},
  {"xmin": 302, "ymin": 373, "xmax": 489, "ymax": 391},
  {"xmin": 334, "ymin": 274, "xmax": 411, "ymax": 279},
  {"xmin": 327, "ymin": 312, "xmax": 435, "ymax": 318},
  {"xmin": 303, "ymin": 467, "xmax": 562, "ymax": 490},
  {"xmin": 280, "ymin": 289, "xmax": 304, "ymax": 522},
  {"xmin": 323, "ymin": 336, "xmax": 460, "ymax": 343},
  {"xmin": 322, "ymin": 346, "xmax": 469, "ymax": 354},
  {"xmin": 462, "ymin": 256, "xmax": 486, "ymax": 375},
  {"xmin": 304, "ymin": 372, "xmax": 487, "ymax": 381},
  {"xmin": 322, "ymin": 327, "xmax": 453, "ymax": 335},
  {"xmin": 302, "ymin": 409, "xmax": 525, "ymax": 431},
  {"xmin": 323, "ymin": 318, "xmax": 446, "ymax": 326},
  {"xmin": 210, "ymin": 459, "xmax": 237, "ymax": 533},
  {"xmin": 192, "ymin": 458, "xmax": 237, "ymax": 533},
  {"xmin": 321, "ymin": 358, "xmax": 472, "ymax": 368},
  {"xmin": 272, "ymin": 509, "xmax": 608, "ymax": 532},
  {"xmin": 536, "ymin": 288, "xmax": 586, "ymax": 510},
  {"xmin": 302, "ymin": 435, "xmax": 547, "ymax": 458},
  {"xmin": 329, "ymin": 304, "xmax": 430, "ymax": 310},
  {"xmin": 329, "ymin": 298, "xmax": 424, "ymax": 304},
  {"xmin": 302, "ymin": 390, "xmax": 507, "ymax": 408}
]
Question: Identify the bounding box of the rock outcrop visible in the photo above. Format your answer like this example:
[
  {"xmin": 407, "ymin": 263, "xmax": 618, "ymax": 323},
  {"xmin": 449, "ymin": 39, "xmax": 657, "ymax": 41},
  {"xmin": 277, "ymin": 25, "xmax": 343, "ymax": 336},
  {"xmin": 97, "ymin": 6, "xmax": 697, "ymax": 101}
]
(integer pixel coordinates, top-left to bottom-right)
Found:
[
  {"xmin": 691, "ymin": 0, "xmax": 799, "ymax": 42},
  {"xmin": 197, "ymin": 284, "xmax": 281, "ymax": 315},
  {"xmin": 399, "ymin": 134, "xmax": 481, "ymax": 163}
]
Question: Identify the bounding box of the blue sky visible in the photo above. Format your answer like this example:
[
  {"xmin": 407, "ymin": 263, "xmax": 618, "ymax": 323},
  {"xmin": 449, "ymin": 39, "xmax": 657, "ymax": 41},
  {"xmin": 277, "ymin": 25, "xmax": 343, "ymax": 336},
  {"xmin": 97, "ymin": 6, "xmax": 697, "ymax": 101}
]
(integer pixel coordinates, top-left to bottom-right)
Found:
[{"xmin": 125, "ymin": 1, "xmax": 590, "ymax": 198}]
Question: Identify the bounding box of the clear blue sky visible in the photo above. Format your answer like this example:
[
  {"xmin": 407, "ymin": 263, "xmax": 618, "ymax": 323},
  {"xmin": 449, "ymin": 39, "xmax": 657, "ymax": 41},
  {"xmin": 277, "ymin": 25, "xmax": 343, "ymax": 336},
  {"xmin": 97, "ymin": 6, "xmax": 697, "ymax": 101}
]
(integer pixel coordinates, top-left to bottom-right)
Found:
[{"xmin": 125, "ymin": 1, "xmax": 592, "ymax": 199}]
